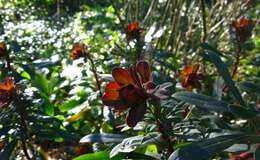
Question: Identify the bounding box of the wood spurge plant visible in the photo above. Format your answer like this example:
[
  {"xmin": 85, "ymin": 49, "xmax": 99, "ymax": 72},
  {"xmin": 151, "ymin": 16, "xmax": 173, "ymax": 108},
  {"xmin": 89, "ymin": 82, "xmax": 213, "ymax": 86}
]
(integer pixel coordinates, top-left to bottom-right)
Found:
[{"xmin": 0, "ymin": 1, "xmax": 259, "ymax": 160}]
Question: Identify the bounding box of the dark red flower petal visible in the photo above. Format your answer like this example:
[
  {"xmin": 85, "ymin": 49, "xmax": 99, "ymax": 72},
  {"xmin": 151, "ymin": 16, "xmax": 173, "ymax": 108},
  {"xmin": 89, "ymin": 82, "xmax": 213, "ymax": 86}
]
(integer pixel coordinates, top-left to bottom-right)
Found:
[
  {"xmin": 127, "ymin": 22, "xmax": 140, "ymax": 33},
  {"xmin": 232, "ymin": 18, "xmax": 252, "ymax": 29},
  {"xmin": 104, "ymin": 82, "xmax": 121, "ymax": 92},
  {"xmin": 0, "ymin": 77, "xmax": 14, "ymax": 92},
  {"xmin": 129, "ymin": 65, "xmax": 142, "ymax": 88},
  {"xmin": 126, "ymin": 102, "xmax": 147, "ymax": 127},
  {"xmin": 102, "ymin": 92, "xmax": 128, "ymax": 110},
  {"xmin": 102, "ymin": 88, "xmax": 122, "ymax": 105},
  {"xmin": 71, "ymin": 44, "xmax": 88, "ymax": 60},
  {"xmin": 145, "ymin": 81, "xmax": 156, "ymax": 90},
  {"xmin": 112, "ymin": 68, "xmax": 134, "ymax": 87},
  {"xmin": 119, "ymin": 85, "xmax": 143, "ymax": 105},
  {"xmin": 136, "ymin": 61, "xmax": 152, "ymax": 84},
  {"xmin": 126, "ymin": 22, "xmax": 141, "ymax": 41},
  {"xmin": 231, "ymin": 18, "xmax": 254, "ymax": 43},
  {"xmin": 0, "ymin": 42, "xmax": 7, "ymax": 57},
  {"xmin": 181, "ymin": 74, "xmax": 202, "ymax": 91},
  {"xmin": 181, "ymin": 65, "xmax": 193, "ymax": 76},
  {"xmin": 102, "ymin": 82, "xmax": 121, "ymax": 104}
]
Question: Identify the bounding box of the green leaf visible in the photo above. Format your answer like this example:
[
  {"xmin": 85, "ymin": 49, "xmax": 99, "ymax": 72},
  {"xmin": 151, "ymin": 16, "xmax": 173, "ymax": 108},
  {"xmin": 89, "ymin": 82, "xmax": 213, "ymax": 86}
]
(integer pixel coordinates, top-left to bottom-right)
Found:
[
  {"xmin": 172, "ymin": 91, "xmax": 229, "ymax": 112},
  {"xmin": 203, "ymin": 50, "xmax": 245, "ymax": 105},
  {"xmin": 110, "ymin": 133, "xmax": 159, "ymax": 158},
  {"xmin": 18, "ymin": 64, "xmax": 35, "ymax": 78},
  {"xmin": 0, "ymin": 126, "xmax": 12, "ymax": 137},
  {"xmin": 44, "ymin": 100, "xmax": 55, "ymax": 116},
  {"xmin": 254, "ymin": 146, "xmax": 260, "ymax": 160},
  {"xmin": 239, "ymin": 81, "xmax": 260, "ymax": 95},
  {"xmin": 79, "ymin": 133, "xmax": 127, "ymax": 144},
  {"xmin": 101, "ymin": 122, "xmax": 114, "ymax": 133},
  {"xmin": 0, "ymin": 139, "xmax": 17, "ymax": 159},
  {"xmin": 110, "ymin": 136, "xmax": 144, "ymax": 158},
  {"xmin": 59, "ymin": 100, "xmax": 82, "ymax": 112},
  {"xmin": 200, "ymin": 43, "xmax": 226, "ymax": 58},
  {"xmin": 21, "ymin": 71, "xmax": 31, "ymax": 79},
  {"xmin": 229, "ymin": 104, "xmax": 257, "ymax": 119},
  {"xmin": 73, "ymin": 151, "xmax": 121, "ymax": 160},
  {"xmin": 168, "ymin": 134, "xmax": 259, "ymax": 160},
  {"xmin": 31, "ymin": 74, "xmax": 50, "ymax": 95},
  {"xmin": 146, "ymin": 144, "xmax": 158, "ymax": 154}
]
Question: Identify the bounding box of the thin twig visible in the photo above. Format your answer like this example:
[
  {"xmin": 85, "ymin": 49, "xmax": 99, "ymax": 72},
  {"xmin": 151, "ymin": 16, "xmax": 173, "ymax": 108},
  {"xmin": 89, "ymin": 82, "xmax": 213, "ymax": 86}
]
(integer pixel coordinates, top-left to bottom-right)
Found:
[
  {"xmin": 142, "ymin": 0, "xmax": 157, "ymax": 25},
  {"xmin": 109, "ymin": 0, "xmax": 125, "ymax": 26},
  {"xmin": 201, "ymin": 0, "xmax": 207, "ymax": 43},
  {"xmin": 85, "ymin": 55, "xmax": 102, "ymax": 97}
]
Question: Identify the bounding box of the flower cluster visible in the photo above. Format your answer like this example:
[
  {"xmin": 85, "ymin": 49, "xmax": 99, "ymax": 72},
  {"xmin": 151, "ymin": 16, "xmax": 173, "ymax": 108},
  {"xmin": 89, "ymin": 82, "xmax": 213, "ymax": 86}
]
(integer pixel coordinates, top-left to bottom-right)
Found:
[
  {"xmin": 231, "ymin": 18, "xmax": 254, "ymax": 44},
  {"xmin": 71, "ymin": 44, "xmax": 88, "ymax": 60},
  {"xmin": 102, "ymin": 61, "xmax": 155, "ymax": 127},
  {"xmin": 126, "ymin": 22, "xmax": 141, "ymax": 41},
  {"xmin": 0, "ymin": 77, "xmax": 15, "ymax": 108},
  {"xmin": 180, "ymin": 64, "xmax": 203, "ymax": 91}
]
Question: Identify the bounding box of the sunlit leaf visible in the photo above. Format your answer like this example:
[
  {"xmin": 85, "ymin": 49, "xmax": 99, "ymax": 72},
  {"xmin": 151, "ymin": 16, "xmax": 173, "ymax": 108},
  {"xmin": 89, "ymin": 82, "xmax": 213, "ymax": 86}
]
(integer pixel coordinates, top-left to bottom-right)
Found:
[
  {"xmin": 80, "ymin": 133, "xmax": 127, "ymax": 144},
  {"xmin": 168, "ymin": 134, "xmax": 260, "ymax": 160},
  {"xmin": 73, "ymin": 151, "xmax": 122, "ymax": 160},
  {"xmin": 59, "ymin": 99, "xmax": 82, "ymax": 112}
]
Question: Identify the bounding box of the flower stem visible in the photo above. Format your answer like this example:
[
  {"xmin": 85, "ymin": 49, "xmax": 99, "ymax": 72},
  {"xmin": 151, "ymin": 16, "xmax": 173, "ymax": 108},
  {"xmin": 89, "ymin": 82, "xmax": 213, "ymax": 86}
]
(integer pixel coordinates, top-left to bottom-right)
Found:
[
  {"xmin": 223, "ymin": 46, "xmax": 241, "ymax": 92},
  {"xmin": 85, "ymin": 54, "xmax": 102, "ymax": 97},
  {"xmin": 20, "ymin": 120, "xmax": 31, "ymax": 160},
  {"xmin": 231, "ymin": 48, "xmax": 241, "ymax": 79},
  {"xmin": 14, "ymin": 95, "xmax": 32, "ymax": 160},
  {"xmin": 84, "ymin": 54, "xmax": 104, "ymax": 125},
  {"xmin": 135, "ymin": 37, "xmax": 143, "ymax": 61},
  {"xmin": 153, "ymin": 101, "xmax": 174, "ymax": 156}
]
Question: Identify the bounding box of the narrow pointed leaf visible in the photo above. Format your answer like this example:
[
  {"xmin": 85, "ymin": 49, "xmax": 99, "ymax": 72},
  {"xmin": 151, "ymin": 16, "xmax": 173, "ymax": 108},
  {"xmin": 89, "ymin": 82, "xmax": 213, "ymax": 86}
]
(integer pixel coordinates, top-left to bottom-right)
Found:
[
  {"xmin": 0, "ymin": 139, "xmax": 17, "ymax": 159},
  {"xmin": 203, "ymin": 50, "xmax": 245, "ymax": 105},
  {"xmin": 79, "ymin": 133, "xmax": 127, "ymax": 144},
  {"xmin": 239, "ymin": 81, "xmax": 260, "ymax": 95},
  {"xmin": 168, "ymin": 134, "xmax": 260, "ymax": 160},
  {"xmin": 173, "ymin": 91, "xmax": 229, "ymax": 112}
]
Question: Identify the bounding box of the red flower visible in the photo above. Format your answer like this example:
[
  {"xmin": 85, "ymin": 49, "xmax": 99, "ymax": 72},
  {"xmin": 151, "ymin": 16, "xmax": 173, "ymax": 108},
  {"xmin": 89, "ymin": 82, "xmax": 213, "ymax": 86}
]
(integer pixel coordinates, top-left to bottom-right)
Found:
[
  {"xmin": 0, "ymin": 42, "xmax": 7, "ymax": 58},
  {"xmin": 71, "ymin": 44, "xmax": 88, "ymax": 60},
  {"xmin": 180, "ymin": 64, "xmax": 203, "ymax": 91},
  {"xmin": 126, "ymin": 22, "xmax": 141, "ymax": 41},
  {"xmin": 229, "ymin": 151, "xmax": 252, "ymax": 160},
  {"xmin": 102, "ymin": 61, "xmax": 155, "ymax": 127},
  {"xmin": 231, "ymin": 18, "xmax": 254, "ymax": 43},
  {"xmin": 0, "ymin": 77, "xmax": 15, "ymax": 108}
]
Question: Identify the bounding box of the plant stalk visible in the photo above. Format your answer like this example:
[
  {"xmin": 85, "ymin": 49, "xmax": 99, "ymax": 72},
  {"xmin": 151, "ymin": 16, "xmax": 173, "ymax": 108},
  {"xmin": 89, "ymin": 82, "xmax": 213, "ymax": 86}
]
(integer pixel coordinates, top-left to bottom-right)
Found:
[
  {"xmin": 14, "ymin": 95, "xmax": 32, "ymax": 160},
  {"xmin": 154, "ymin": 101, "xmax": 174, "ymax": 156}
]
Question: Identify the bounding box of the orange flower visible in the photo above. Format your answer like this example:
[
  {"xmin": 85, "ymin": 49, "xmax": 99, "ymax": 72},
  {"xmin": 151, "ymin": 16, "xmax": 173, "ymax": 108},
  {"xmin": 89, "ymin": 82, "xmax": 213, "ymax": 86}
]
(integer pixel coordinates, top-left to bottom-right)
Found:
[
  {"xmin": 180, "ymin": 64, "xmax": 203, "ymax": 91},
  {"xmin": 231, "ymin": 18, "xmax": 254, "ymax": 43},
  {"xmin": 102, "ymin": 61, "xmax": 155, "ymax": 127},
  {"xmin": 126, "ymin": 22, "xmax": 141, "ymax": 41},
  {"xmin": 0, "ymin": 77, "xmax": 15, "ymax": 108},
  {"xmin": 71, "ymin": 44, "xmax": 88, "ymax": 60},
  {"xmin": 0, "ymin": 42, "xmax": 7, "ymax": 57}
]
